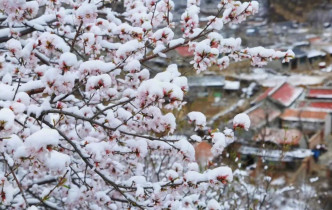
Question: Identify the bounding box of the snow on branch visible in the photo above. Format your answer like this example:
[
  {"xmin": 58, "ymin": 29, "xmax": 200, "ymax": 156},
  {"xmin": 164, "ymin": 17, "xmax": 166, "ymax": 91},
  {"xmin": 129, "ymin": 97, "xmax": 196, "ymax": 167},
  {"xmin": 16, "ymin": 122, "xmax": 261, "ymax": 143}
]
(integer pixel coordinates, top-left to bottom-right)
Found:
[{"xmin": 0, "ymin": 0, "xmax": 294, "ymax": 209}]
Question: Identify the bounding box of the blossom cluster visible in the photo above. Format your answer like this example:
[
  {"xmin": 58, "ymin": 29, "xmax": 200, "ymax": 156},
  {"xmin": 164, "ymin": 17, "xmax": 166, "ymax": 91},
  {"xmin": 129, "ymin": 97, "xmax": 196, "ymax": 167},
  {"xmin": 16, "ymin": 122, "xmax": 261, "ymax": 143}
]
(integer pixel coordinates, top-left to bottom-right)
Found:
[{"xmin": 0, "ymin": 0, "xmax": 293, "ymax": 209}]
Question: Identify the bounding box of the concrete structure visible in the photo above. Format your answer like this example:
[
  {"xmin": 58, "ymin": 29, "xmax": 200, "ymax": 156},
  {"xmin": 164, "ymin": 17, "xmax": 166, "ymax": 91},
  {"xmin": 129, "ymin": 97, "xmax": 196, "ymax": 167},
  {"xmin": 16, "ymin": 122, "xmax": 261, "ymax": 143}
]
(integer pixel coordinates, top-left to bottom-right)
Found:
[{"xmin": 187, "ymin": 76, "xmax": 225, "ymax": 98}]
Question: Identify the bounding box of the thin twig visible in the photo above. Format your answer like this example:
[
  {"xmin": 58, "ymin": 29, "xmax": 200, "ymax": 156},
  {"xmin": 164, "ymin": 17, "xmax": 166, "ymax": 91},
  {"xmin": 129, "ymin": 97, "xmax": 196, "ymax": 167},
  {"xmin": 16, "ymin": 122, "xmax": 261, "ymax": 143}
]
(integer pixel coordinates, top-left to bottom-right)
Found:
[
  {"xmin": 70, "ymin": 21, "xmax": 84, "ymax": 52},
  {"xmin": 1, "ymin": 153, "xmax": 29, "ymax": 208}
]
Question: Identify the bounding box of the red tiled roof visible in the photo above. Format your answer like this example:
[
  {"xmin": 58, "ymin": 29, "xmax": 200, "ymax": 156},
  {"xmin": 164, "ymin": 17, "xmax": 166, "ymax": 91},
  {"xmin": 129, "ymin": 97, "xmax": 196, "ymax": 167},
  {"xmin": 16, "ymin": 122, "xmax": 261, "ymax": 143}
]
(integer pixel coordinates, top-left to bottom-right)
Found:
[
  {"xmin": 253, "ymin": 87, "xmax": 274, "ymax": 103},
  {"xmin": 310, "ymin": 102, "xmax": 332, "ymax": 110},
  {"xmin": 298, "ymin": 101, "xmax": 332, "ymax": 111},
  {"xmin": 308, "ymin": 37, "xmax": 321, "ymax": 43},
  {"xmin": 252, "ymin": 82, "xmax": 303, "ymax": 107},
  {"xmin": 270, "ymin": 83, "xmax": 302, "ymax": 106},
  {"xmin": 255, "ymin": 128, "xmax": 302, "ymax": 145},
  {"xmin": 175, "ymin": 46, "xmax": 194, "ymax": 57},
  {"xmin": 280, "ymin": 109, "xmax": 328, "ymax": 122},
  {"xmin": 247, "ymin": 105, "xmax": 281, "ymax": 129},
  {"xmin": 307, "ymin": 88, "xmax": 332, "ymax": 99}
]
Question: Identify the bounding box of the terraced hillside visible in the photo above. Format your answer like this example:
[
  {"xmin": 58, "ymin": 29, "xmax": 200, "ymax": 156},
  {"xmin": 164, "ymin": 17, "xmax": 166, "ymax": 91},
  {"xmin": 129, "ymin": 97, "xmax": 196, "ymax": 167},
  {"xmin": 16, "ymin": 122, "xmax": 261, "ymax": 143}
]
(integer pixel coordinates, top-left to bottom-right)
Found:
[{"xmin": 269, "ymin": 0, "xmax": 332, "ymax": 23}]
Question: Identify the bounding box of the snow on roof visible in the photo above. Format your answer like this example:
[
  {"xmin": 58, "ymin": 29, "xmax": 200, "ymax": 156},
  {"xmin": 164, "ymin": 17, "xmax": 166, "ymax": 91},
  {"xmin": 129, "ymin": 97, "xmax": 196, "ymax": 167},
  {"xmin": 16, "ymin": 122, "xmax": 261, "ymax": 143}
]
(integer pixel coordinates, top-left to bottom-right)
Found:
[
  {"xmin": 188, "ymin": 76, "xmax": 225, "ymax": 87},
  {"xmin": 238, "ymin": 145, "xmax": 312, "ymax": 161},
  {"xmin": 322, "ymin": 45, "xmax": 332, "ymax": 54},
  {"xmin": 280, "ymin": 108, "xmax": 328, "ymax": 122},
  {"xmin": 286, "ymin": 75, "xmax": 325, "ymax": 86},
  {"xmin": 224, "ymin": 80, "xmax": 240, "ymax": 90},
  {"xmin": 237, "ymin": 73, "xmax": 325, "ymax": 87},
  {"xmin": 307, "ymin": 49, "xmax": 326, "ymax": 58},
  {"xmin": 308, "ymin": 37, "xmax": 322, "ymax": 43},
  {"xmin": 254, "ymin": 128, "xmax": 302, "ymax": 146},
  {"xmin": 252, "ymin": 82, "xmax": 303, "ymax": 107},
  {"xmin": 292, "ymin": 41, "xmax": 310, "ymax": 48},
  {"xmin": 245, "ymin": 103, "xmax": 281, "ymax": 129},
  {"xmin": 307, "ymin": 88, "xmax": 332, "ymax": 99},
  {"xmin": 237, "ymin": 70, "xmax": 269, "ymax": 82}
]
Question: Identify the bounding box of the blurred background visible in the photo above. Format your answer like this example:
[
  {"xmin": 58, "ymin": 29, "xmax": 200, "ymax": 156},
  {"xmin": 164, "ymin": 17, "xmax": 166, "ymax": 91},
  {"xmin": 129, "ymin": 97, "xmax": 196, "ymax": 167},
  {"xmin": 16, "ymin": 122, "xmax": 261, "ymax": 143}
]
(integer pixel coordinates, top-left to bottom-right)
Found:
[
  {"xmin": 108, "ymin": 0, "xmax": 332, "ymax": 208},
  {"xmin": 160, "ymin": 1, "xmax": 332, "ymax": 208}
]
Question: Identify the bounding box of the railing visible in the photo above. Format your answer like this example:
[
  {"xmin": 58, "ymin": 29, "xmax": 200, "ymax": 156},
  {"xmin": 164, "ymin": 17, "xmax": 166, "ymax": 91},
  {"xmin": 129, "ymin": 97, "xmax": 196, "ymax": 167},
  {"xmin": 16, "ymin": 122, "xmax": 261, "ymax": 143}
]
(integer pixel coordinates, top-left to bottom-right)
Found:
[{"xmin": 309, "ymin": 129, "xmax": 324, "ymax": 149}]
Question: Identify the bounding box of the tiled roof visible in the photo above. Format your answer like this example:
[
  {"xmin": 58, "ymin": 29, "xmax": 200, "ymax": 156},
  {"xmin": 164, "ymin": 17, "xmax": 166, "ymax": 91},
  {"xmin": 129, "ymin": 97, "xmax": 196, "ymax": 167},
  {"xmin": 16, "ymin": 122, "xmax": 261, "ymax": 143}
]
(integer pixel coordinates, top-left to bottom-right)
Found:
[
  {"xmin": 298, "ymin": 101, "xmax": 332, "ymax": 112},
  {"xmin": 307, "ymin": 88, "xmax": 332, "ymax": 99},
  {"xmin": 253, "ymin": 87, "xmax": 274, "ymax": 103},
  {"xmin": 270, "ymin": 83, "xmax": 303, "ymax": 107},
  {"xmin": 254, "ymin": 128, "xmax": 302, "ymax": 145},
  {"xmin": 252, "ymin": 82, "xmax": 303, "ymax": 107},
  {"xmin": 310, "ymin": 102, "xmax": 332, "ymax": 110},
  {"xmin": 246, "ymin": 103, "xmax": 281, "ymax": 129},
  {"xmin": 280, "ymin": 109, "xmax": 328, "ymax": 122}
]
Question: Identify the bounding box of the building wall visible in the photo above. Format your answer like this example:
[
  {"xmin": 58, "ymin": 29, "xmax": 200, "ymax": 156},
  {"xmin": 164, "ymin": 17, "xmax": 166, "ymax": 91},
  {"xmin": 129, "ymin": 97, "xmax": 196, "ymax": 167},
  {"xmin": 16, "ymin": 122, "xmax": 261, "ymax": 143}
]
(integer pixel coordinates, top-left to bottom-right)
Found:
[
  {"xmin": 281, "ymin": 120, "xmax": 324, "ymax": 133},
  {"xmin": 325, "ymin": 113, "xmax": 332, "ymax": 138}
]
